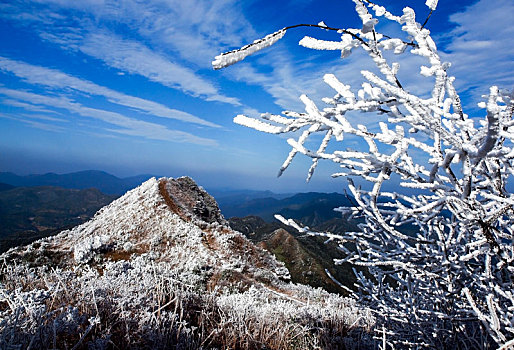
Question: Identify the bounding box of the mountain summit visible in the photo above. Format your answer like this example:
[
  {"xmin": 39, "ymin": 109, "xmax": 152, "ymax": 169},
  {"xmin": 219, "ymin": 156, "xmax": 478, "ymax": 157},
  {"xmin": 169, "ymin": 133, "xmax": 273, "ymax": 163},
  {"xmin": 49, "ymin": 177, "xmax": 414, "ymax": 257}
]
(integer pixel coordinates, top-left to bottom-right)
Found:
[{"xmin": 0, "ymin": 177, "xmax": 373, "ymax": 349}]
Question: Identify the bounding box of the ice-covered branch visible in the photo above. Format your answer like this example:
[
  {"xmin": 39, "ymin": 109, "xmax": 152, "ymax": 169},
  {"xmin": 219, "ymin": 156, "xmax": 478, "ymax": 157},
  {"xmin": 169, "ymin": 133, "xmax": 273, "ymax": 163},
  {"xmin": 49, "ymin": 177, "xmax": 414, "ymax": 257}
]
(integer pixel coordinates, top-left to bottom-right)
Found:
[
  {"xmin": 212, "ymin": 28, "xmax": 287, "ymax": 69},
  {"xmin": 213, "ymin": 21, "xmax": 418, "ymax": 70}
]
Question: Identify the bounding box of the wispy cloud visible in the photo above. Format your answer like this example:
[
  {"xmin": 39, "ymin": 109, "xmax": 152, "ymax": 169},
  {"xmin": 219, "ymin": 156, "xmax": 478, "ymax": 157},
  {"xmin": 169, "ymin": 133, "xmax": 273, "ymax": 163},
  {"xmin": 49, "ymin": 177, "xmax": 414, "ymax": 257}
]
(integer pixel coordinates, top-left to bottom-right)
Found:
[
  {"xmin": 0, "ymin": 56, "xmax": 221, "ymax": 128},
  {"xmin": 132, "ymin": 0, "xmax": 258, "ymax": 67},
  {"xmin": 0, "ymin": 0, "xmax": 245, "ymax": 106},
  {"xmin": 442, "ymin": 0, "xmax": 514, "ymax": 97},
  {"xmin": 0, "ymin": 113, "xmax": 66, "ymax": 132},
  {"xmin": 226, "ymin": 47, "xmax": 334, "ymax": 111},
  {"xmin": 226, "ymin": 47, "xmax": 416, "ymax": 112},
  {"xmin": 20, "ymin": 113, "xmax": 69, "ymax": 123},
  {"xmin": 0, "ymin": 87, "xmax": 218, "ymax": 146},
  {"xmin": 2, "ymin": 98, "xmax": 58, "ymax": 115},
  {"xmin": 77, "ymin": 33, "xmax": 241, "ymax": 105},
  {"xmin": 37, "ymin": 0, "xmax": 258, "ymax": 67}
]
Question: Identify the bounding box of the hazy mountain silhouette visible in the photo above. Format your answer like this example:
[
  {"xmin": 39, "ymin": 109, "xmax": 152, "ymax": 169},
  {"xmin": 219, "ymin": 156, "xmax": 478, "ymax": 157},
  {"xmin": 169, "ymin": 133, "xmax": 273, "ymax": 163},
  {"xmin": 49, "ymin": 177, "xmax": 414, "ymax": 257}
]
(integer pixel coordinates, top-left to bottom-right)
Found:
[
  {"xmin": 210, "ymin": 188, "xmax": 292, "ymax": 209},
  {"xmin": 219, "ymin": 191, "xmax": 354, "ymax": 224},
  {"xmin": 0, "ymin": 170, "xmax": 154, "ymax": 194},
  {"xmin": 0, "ymin": 182, "xmax": 15, "ymax": 191}
]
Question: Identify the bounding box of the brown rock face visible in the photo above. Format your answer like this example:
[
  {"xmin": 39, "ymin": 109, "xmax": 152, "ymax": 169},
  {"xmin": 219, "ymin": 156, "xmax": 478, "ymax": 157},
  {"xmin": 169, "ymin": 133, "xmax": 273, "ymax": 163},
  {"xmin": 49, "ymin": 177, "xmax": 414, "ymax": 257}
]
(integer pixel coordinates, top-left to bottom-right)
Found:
[{"xmin": 159, "ymin": 176, "xmax": 228, "ymax": 226}]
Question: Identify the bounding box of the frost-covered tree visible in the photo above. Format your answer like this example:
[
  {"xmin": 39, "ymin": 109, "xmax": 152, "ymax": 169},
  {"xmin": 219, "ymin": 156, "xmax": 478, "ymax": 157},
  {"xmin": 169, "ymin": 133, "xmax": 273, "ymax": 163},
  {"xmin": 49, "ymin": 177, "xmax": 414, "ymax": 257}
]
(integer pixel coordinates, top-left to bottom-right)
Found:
[{"xmin": 214, "ymin": 0, "xmax": 514, "ymax": 348}]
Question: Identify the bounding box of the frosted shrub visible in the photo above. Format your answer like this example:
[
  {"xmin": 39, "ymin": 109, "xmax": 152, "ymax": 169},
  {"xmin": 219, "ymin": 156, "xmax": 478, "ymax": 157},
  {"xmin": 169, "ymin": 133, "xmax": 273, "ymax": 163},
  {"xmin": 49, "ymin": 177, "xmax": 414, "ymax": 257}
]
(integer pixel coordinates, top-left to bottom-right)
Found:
[
  {"xmin": 214, "ymin": 285, "xmax": 372, "ymax": 349},
  {"xmin": 214, "ymin": 0, "xmax": 514, "ymax": 348}
]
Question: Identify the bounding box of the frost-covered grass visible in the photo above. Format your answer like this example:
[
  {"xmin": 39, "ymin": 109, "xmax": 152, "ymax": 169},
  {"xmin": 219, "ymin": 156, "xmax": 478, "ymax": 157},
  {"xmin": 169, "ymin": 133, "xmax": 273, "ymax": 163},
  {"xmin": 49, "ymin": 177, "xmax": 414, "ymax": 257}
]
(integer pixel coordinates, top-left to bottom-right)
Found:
[{"xmin": 0, "ymin": 257, "xmax": 373, "ymax": 349}]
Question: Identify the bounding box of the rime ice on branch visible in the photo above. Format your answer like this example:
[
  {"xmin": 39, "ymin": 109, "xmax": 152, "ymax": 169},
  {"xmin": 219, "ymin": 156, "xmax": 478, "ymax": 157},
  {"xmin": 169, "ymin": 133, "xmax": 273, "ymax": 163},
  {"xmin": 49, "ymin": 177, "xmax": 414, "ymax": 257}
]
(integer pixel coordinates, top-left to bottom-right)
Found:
[
  {"xmin": 214, "ymin": 0, "xmax": 514, "ymax": 348},
  {"xmin": 212, "ymin": 28, "xmax": 287, "ymax": 70}
]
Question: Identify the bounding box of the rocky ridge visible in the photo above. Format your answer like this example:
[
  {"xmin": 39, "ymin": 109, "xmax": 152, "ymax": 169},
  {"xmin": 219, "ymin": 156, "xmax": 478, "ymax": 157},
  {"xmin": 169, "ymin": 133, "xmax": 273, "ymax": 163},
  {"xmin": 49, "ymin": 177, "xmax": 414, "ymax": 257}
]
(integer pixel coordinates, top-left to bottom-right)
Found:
[{"xmin": 0, "ymin": 177, "xmax": 373, "ymax": 349}]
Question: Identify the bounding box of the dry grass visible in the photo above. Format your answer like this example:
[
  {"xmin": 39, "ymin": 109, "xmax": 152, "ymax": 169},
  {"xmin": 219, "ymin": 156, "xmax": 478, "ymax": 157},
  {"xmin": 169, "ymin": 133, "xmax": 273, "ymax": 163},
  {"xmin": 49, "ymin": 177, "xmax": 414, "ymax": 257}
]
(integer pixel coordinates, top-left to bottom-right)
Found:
[{"xmin": 0, "ymin": 261, "xmax": 374, "ymax": 350}]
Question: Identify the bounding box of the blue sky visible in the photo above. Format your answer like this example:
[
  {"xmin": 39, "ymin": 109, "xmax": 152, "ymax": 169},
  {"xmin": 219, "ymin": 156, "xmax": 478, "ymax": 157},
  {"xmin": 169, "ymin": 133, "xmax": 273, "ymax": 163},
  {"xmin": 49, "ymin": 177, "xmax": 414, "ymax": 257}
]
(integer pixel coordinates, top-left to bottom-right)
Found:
[{"xmin": 0, "ymin": 0, "xmax": 513, "ymax": 192}]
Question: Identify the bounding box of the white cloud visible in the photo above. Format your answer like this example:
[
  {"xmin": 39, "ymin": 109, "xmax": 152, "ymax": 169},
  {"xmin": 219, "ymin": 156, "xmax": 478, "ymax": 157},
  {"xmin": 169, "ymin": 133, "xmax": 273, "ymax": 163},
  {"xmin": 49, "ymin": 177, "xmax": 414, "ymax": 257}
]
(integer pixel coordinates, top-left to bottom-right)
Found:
[
  {"xmin": 0, "ymin": 88, "xmax": 218, "ymax": 146},
  {"xmin": 226, "ymin": 49, "xmax": 332, "ymax": 111},
  {"xmin": 0, "ymin": 113, "xmax": 66, "ymax": 132},
  {"xmin": 2, "ymin": 98, "xmax": 58, "ymax": 115},
  {"xmin": 227, "ymin": 46, "xmax": 427, "ymax": 113},
  {"xmin": 0, "ymin": 56, "xmax": 221, "ymax": 128},
  {"xmin": 21, "ymin": 113, "xmax": 69, "ymax": 123},
  {"xmin": 0, "ymin": 0, "xmax": 245, "ymax": 106},
  {"xmin": 77, "ymin": 33, "xmax": 241, "ymax": 105},
  {"xmin": 83, "ymin": 0, "xmax": 258, "ymax": 67},
  {"xmin": 443, "ymin": 0, "xmax": 514, "ymax": 97}
]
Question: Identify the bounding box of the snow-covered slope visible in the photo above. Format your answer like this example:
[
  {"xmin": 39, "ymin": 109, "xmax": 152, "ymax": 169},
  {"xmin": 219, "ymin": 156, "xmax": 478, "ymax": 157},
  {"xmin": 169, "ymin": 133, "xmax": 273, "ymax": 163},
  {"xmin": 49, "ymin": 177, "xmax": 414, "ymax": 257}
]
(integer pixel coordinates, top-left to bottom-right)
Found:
[{"xmin": 0, "ymin": 177, "xmax": 373, "ymax": 349}]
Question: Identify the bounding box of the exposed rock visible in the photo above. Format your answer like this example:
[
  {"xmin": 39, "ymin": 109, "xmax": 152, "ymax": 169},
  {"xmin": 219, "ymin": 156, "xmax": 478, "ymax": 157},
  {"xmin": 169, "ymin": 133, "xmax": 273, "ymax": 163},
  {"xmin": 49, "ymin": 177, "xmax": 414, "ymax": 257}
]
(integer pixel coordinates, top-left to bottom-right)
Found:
[{"xmin": 160, "ymin": 176, "xmax": 228, "ymax": 226}]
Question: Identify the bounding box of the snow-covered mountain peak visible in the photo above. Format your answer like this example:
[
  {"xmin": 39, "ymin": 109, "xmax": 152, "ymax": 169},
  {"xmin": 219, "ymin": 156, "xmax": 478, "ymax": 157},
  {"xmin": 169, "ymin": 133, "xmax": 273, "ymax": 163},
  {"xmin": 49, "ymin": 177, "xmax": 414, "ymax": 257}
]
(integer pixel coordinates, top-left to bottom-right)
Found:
[{"xmin": 3, "ymin": 176, "xmax": 290, "ymax": 283}]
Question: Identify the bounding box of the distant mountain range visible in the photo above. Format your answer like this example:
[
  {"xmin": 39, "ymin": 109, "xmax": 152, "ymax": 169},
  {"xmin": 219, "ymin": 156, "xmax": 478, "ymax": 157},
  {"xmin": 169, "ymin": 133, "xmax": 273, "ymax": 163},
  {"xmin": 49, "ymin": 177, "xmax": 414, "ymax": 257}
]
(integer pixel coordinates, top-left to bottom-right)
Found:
[
  {"xmin": 0, "ymin": 170, "xmax": 294, "ymax": 200},
  {"xmin": 218, "ymin": 191, "xmax": 354, "ymax": 224},
  {"xmin": 0, "ymin": 186, "xmax": 117, "ymax": 252},
  {"xmin": 2, "ymin": 170, "xmax": 341, "ymax": 221},
  {"xmin": 0, "ymin": 169, "xmax": 357, "ymax": 248},
  {"xmin": 209, "ymin": 188, "xmax": 293, "ymax": 209},
  {"xmin": 0, "ymin": 170, "xmax": 154, "ymax": 195},
  {"xmin": 0, "ymin": 182, "xmax": 15, "ymax": 191}
]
